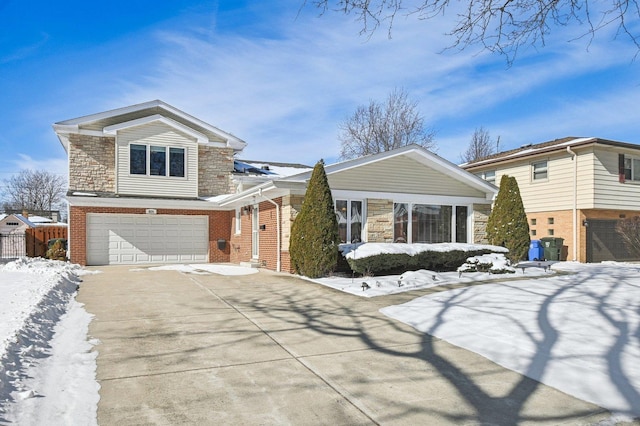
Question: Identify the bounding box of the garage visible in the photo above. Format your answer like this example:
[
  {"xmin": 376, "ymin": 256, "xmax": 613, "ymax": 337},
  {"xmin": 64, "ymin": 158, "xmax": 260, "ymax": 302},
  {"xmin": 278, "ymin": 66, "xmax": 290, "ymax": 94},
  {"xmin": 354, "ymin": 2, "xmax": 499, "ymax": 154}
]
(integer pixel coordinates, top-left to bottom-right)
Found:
[
  {"xmin": 86, "ymin": 213, "xmax": 209, "ymax": 265},
  {"xmin": 585, "ymin": 219, "xmax": 636, "ymax": 263}
]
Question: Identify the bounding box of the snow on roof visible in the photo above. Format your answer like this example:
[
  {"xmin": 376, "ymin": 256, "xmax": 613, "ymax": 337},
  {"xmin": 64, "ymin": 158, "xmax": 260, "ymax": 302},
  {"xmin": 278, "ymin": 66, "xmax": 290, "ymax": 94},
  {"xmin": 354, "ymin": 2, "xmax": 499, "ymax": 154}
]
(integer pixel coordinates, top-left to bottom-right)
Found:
[
  {"xmin": 234, "ymin": 159, "xmax": 312, "ymax": 178},
  {"xmin": 27, "ymin": 215, "xmax": 53, "ymax": 224}
]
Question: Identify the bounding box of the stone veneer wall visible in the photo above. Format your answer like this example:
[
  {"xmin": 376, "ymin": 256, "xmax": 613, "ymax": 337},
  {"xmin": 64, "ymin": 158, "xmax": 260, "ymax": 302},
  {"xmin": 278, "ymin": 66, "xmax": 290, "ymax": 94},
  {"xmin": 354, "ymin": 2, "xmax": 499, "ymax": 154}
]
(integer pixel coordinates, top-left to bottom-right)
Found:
[
  {"xmin": 473, "ymin": 203, "xmax": 491, "ymax": 244},
  {"xmin": 281, "ymin": 194, "xmax": 304, "ymax": 253},
  {"xmin": 366, "ymin": 199, "xmax": 394, "ymax": 242},
  {"xmin": 198, "ymin": 146, "xmax": 234, "ymax": 197},
  {"xmin": 68, "ymin": 134, "xmax": 115, "ymax": 193}
]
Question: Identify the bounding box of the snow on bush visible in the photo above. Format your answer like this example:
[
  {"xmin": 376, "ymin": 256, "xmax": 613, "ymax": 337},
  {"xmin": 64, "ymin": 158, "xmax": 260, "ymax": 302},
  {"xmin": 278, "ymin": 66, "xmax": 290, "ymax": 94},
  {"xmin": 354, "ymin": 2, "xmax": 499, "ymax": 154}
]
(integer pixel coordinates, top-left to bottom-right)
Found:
[{"xmin": 457, "ymin": 253, "xmax": 516, "ymax": 274}]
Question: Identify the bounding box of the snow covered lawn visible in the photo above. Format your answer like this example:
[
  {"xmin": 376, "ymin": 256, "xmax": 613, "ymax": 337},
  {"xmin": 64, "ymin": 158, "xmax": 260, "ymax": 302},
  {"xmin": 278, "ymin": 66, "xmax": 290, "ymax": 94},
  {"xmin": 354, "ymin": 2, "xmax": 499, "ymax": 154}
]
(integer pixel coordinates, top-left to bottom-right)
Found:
[
  {"xmin": 0, "ymin": 258, "xmax": 99, "ymax": 425},
  {"xmin": 380, "ymin": 262, "xmax": 640, "ymax": 421}
]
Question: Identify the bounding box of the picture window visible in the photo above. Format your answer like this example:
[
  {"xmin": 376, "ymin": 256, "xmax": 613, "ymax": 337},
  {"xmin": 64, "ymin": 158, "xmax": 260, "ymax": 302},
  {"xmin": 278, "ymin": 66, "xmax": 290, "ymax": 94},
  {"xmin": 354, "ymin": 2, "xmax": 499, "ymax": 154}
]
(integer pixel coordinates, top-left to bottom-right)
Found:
[{"xmin": 130, "ymin": 144, "xmax": 185, "ymax": 178}]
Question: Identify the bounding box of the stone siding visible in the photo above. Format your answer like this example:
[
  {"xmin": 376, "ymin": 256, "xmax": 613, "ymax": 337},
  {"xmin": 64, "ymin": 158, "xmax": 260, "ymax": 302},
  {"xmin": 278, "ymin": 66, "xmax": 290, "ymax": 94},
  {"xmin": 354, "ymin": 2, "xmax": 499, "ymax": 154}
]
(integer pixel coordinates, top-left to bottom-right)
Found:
[
  {"xmin": 473, "ymin": 203, "xmax": 491, "ymax": 244},
  {"xmin": 366, "ymin": 198, "xmax": 394, "ymax": 242},
  {"xmin": 68, "ymin": 134, "xmax": 115, "ymax": 193},
  {"xmin": 198, "ymin": 146, "xmax": 234, "ymax": 197},
  {"xmin": 282, "ymin": 194, "xmax": 304, "ymax": 252}
]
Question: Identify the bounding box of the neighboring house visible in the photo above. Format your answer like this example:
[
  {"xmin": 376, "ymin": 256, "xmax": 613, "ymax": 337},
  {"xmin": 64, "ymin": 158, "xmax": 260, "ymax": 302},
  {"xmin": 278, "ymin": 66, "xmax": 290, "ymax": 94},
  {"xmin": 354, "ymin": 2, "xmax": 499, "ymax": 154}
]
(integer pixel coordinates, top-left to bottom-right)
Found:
[
  {"xmin": 0, "ymin": 214, "xmax": 35, "ymax": 257},
  {"xmin": 462, "ymin": 137, "xmax": 640, "ymax": 263},
  {"xmin": 54, "ymin": 100, "xmax": 498, "ymax": 270}
]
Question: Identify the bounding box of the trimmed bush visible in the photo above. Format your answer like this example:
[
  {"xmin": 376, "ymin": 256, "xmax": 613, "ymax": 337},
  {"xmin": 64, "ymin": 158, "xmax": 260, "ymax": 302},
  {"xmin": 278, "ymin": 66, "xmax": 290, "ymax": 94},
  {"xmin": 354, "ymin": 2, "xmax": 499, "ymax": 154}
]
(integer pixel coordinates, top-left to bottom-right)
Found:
[
  {"xmin": 346, "ymin": 248, "xmax": 500, "ymax": 276},
  {"xmin": 289, "ymin": 160, "xmax": 340, "ymax": 278}
]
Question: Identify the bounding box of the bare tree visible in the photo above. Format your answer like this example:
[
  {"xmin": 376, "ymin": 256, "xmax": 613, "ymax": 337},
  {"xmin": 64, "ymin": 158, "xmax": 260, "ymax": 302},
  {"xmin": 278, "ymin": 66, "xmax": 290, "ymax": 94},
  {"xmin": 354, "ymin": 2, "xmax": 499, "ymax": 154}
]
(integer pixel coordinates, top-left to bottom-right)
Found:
[
  {"xmin": 2, "ymin": 170, "xmax": 67, "ymax": 214},
  {"xmin": 461, "ymin": 127, "xmax": 496, "ymax": 163},
  {"xmin": 339, "ymin": 88, "xmax": 436, "ymax": 159},
  {"xmin": 308, "ymin": 0, "xmax": 640, "ymax": 63}
]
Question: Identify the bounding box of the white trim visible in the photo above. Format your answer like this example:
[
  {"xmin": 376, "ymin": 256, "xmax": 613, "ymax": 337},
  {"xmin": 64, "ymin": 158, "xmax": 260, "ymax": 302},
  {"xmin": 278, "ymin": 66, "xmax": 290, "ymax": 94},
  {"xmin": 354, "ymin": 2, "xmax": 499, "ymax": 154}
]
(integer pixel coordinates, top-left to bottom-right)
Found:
[
  {"xmin": 65, "ymin": 195, "xmax": 232, "ymax": 210},
  {"xmin": 53, "ymin": 100, "xmax": 247, "ymax": 151},
  {"xmin": 104, "ymin": 115, "xmax": 208, "ymax": 144},
  {"xmin": 331, "ymin": 189, "xmax": 490, "ymax": 206}
]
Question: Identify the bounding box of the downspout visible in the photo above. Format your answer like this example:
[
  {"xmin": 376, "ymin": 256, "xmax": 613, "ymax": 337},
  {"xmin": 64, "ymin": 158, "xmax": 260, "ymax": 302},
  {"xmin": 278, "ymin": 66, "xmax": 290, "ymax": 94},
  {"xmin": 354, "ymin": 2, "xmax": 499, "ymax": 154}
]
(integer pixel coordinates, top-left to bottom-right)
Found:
[
  {"xmin": 257, "ymin": 189, "xmax": 281, "ymax": 272},
  {"xmin": 566, "ymin": 146, "xmax": 577, "ymax": 261}
]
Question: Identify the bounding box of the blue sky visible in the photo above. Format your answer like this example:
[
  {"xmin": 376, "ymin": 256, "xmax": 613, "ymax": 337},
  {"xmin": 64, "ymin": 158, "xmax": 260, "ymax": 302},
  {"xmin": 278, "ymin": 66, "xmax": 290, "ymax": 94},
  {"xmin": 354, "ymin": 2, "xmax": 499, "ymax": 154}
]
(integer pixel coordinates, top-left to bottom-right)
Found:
[{"xmin": 1, "ymin": 0, "xmax": 639, "ymax": 183}]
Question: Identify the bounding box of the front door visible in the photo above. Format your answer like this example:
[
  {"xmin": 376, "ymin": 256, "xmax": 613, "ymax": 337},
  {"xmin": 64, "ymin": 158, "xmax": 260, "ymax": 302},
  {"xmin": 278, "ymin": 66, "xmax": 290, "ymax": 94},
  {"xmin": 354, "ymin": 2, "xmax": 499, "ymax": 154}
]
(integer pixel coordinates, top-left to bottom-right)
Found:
[{"xmin": 251, "ymin": 205, "xmax": 259, "ymax": 259}]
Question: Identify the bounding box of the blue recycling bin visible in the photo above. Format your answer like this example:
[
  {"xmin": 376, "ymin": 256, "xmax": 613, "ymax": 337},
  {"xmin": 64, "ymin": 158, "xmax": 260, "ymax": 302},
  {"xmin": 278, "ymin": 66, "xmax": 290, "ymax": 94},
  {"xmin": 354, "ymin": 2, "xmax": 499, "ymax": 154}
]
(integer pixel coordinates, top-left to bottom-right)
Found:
[{"xmin": 528, "ymin": 240, "xmax": 544, "ymax": 261}]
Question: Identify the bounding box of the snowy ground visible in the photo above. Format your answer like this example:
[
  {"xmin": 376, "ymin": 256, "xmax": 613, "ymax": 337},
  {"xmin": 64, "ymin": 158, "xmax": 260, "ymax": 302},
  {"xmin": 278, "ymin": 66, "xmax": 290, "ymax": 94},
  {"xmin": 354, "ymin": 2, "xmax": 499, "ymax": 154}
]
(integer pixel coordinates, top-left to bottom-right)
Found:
[
  {"xmin": 0, "ymin": 258, "xmax": 99, "ymax": 425},
  {"xmin": 1, "ymin": 257, "xmax": 639, "ymax": 424}
]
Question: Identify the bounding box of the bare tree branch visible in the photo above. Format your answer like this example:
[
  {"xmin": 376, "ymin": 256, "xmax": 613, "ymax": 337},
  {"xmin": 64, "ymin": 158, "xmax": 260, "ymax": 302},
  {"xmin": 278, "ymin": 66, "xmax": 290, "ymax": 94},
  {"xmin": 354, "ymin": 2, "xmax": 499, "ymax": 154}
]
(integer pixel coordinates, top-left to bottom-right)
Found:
[
  {"xmin": 338, "ymin": 87, "xmax": 436, "ymax": 159},
  {"xmin": 2, "ymin": 170, "xmax": 67, "ymax": 214},
  {"xmin": 461, "ymin": 126, "xmax": 497, "ymax": 163},
  {"xmin": 309, "ymin": 0, "xmax": 640, "ymax": 63}
]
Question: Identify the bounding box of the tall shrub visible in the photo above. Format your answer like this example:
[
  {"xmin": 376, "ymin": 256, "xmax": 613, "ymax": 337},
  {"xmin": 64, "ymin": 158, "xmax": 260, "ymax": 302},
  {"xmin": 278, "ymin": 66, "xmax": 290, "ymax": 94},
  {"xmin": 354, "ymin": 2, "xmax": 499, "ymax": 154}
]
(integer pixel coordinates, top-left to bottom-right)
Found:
[
  {"xmin": 289, "ymin": 160, "xmax": 340, "ymax": 278},
  {"xmin": 486, "ymin": 175, "xmax": 530, "ymax": 262}
]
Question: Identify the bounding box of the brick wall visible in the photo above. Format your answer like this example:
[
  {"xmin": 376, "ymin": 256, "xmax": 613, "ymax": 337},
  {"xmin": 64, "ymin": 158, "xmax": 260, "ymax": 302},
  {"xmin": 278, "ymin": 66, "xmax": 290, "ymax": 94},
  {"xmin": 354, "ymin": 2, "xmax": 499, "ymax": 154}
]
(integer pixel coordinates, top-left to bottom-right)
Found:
[
  {"xmin": 70, "ymin": 206, "xmax": 231, "ymax": 265},
  {"xmin": 366, "ymin": 199, "xmax": 394, "ymax": 242},
  {"xmin": 229, "ymin": 207, "xmax": 253, "ymax": 264},
  {"xmin": 68, "ymin": 134, "xmax": 115, "ymax": 193},
  {"xmin": 198, "ymin": 146, "xmax": 234, "ymax": 196},
  {"xmin": 527, "ymin": 210, "xmax": 574, "ymax": 260}
]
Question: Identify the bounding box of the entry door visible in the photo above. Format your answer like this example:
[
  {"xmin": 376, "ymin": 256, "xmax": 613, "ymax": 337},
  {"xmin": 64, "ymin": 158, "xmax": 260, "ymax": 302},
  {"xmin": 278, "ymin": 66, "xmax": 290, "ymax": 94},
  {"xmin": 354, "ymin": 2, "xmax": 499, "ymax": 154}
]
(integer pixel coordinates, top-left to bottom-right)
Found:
[{"xmin": 251, "ymin": 205, "xmax": 259, "ymax": 259}]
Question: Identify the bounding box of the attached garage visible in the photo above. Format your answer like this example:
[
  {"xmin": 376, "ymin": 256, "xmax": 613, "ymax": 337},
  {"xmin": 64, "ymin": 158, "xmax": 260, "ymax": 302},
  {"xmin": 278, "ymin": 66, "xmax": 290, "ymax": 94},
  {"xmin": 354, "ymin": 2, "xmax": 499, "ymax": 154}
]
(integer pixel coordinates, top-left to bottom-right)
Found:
[
  {"xmin": 86, "ymin": 213, "xmax": 209, "ymax": 265},
  {"xmin": 586, "ymin": 219, "xmax": 636, "ymax": 263}
]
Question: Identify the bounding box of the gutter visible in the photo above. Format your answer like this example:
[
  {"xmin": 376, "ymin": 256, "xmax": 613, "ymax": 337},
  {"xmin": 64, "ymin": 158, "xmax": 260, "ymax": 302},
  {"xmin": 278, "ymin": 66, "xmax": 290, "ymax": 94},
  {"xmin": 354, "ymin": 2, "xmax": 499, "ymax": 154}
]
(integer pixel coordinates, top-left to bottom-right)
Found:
[
  {"xmin": 257, "ymin": 188, "xmax": 281, "ymax": 272},
  {"xmin": 566, "ymin": 146, "xmax": 578, "ymax": 261}
]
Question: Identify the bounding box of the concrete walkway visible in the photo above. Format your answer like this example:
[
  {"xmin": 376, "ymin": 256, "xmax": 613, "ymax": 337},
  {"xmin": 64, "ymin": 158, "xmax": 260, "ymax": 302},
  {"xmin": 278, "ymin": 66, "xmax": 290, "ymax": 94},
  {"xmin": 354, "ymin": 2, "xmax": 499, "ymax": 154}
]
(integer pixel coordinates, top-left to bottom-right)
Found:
[{"xmin": 78, "ymin": 266, "xmax": 613, "ymax": 425}]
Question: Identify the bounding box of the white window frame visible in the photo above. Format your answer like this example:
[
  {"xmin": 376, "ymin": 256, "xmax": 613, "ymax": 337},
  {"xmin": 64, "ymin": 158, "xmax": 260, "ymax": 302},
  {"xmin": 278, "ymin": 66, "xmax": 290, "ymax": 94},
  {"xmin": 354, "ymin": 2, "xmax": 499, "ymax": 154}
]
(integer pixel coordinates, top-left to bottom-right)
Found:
[
  {"xmin": 623, "ymin": 156, "xmax": 640, "ymax": 182},
  {"xmin": 476, "ymin": 170, "xmax": 496, "ymax": 185},
  {"xmin": 531, "ymin": 160, "xmax": 548, "ymax": 181},
  {"xmin": 394, "ymin": 202, "xmax": 471, "ymax": 244},
  {"xmin": 235, "ymin": 208, "xmax": 241, "ymax": 234},
  {"xmin": 129, "ymin": 143, "xmax": 186, "ymax": 178},
  {"xmin": 335, "ymin": 199, "xmax": 365, "ymax": 243}
]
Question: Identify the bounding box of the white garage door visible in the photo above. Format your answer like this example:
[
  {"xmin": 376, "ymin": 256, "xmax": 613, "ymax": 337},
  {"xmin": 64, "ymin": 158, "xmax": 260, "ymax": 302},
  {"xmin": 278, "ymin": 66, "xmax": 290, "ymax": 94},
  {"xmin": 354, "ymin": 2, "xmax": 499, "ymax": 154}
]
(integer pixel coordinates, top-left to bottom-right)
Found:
[{"xmin": 86, "ymin": 214, "xmax": 209, "ymax": 265}]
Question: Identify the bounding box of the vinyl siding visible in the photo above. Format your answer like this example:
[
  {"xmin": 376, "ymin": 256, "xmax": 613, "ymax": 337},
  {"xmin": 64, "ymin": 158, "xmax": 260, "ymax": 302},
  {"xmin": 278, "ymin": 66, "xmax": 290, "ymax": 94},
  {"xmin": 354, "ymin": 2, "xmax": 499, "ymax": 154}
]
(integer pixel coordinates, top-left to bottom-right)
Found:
[
  {"xmin": 592, "ymin": 147, "xmax": 640, "ymax": 209},
  {"xmin": 476, "ymin": 150, "xmax": 593, "ymax": 212},
  {"xmin": 116, "ymin": 122, "xmax": 199, "ymax": 198},
  {"xmin": 328, "ymin": 155, "xmax": 486, "ymax": 198}
]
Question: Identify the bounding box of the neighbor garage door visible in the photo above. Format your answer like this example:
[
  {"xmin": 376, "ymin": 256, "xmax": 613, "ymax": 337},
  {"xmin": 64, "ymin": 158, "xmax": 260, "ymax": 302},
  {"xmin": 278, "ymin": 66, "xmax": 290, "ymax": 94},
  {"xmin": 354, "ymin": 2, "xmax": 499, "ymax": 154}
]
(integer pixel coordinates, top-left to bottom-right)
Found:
[
  {"xmin": 86, "ymin": 213, "xmax": 209, "ymax": 265},
  {"xmin": 586, "ymin": 219, "xmax": 636, "ymax": 263}
]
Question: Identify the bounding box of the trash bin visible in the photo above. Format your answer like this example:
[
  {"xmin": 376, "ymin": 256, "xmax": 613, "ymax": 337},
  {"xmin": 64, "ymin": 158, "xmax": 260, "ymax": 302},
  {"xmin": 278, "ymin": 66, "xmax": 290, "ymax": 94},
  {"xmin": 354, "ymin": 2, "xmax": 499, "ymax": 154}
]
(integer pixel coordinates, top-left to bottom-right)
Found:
[
  {"xmin": 528, "ymin": 240, "xmax": 544, "ymax": 261},
  {"xmin": 540, "ymin": 237, "xmax": 564, "ymax": 261}
]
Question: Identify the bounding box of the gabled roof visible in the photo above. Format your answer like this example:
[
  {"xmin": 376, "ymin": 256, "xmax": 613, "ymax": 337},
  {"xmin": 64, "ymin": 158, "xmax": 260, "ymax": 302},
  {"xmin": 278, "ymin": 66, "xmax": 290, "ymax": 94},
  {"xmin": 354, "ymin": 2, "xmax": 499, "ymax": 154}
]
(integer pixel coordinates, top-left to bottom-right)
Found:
[
  {"xmin": 53, "ymin": 100, "xmax": 247, "ymax": 152},
  {"xmin": 461, "ymin": 137, "xmax": 640, "ymax": 169},
  {"xmin": 219, "ymin": 144, "xmax": 497, "ymax": 208},
  {"xmin": 0, "ymin": 214, "xmax": 36, "ymax": 227},
  {"xmin": 282, "ymin": 144, "xmax": 497, "ymax": 193}
]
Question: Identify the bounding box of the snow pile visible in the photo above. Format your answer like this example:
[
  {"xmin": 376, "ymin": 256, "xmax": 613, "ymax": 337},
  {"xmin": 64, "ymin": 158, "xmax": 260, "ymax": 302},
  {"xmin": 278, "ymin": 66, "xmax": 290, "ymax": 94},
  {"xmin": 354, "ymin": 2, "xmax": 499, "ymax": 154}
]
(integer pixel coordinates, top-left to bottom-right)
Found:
[
  {"xmin": 381, "ymin": 262, "xmax": 640, "ymax": 420},
  {"xmin": 0, "ymin": 258, "xmax": 98, "ymax": 425},
  {"xmin": 341, "ymin": 242, "xmax": 508, "ymax": 259}
]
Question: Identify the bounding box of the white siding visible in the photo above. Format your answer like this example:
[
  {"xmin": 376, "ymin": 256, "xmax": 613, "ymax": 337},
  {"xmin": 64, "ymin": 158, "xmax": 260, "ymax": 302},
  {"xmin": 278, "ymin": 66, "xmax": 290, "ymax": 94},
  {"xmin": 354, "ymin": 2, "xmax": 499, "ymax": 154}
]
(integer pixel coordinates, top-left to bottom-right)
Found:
[
  {"xmin": 482, "ymin": 151, "xmax": 594, "ymax": 213},
  {"xmin": 116, "ymin": 122, "xmax": 199, "ymax": 198},
  {"xmin": 328, "ymin": 155, "xmax": 486, "ymax": 198},
  {"xmin": 592, "ymin": 148, "xmax": 640, "ymax": 210}
]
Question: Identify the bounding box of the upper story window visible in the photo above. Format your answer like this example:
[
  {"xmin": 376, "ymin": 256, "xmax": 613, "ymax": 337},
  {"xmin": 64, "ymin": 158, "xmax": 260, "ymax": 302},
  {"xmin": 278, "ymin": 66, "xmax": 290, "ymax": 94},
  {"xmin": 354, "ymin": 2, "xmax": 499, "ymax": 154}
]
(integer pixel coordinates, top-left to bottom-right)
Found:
[
  {"xmin": 476, "ymin": 170, "xmax": 496, "ymax": 184},
  {"xmin": 621, "ymin": 155, "xmax": 640, "ymax": 182},
  {"xmin": 532, "ymin": 160, "xmax": 548, "ymax": 181},
  {"xmin": 130, "ymin": 144, "xmax": 185, "ymax": 178}
]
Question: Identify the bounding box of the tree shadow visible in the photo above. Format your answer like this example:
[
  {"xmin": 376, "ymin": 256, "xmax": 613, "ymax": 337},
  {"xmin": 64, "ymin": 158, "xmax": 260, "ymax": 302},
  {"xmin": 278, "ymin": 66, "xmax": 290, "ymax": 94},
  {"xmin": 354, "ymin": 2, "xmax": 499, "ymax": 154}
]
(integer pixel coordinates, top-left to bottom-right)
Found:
[{"xmin": 208, "ymin": 271, "xmax": 621, "ymax": 424}]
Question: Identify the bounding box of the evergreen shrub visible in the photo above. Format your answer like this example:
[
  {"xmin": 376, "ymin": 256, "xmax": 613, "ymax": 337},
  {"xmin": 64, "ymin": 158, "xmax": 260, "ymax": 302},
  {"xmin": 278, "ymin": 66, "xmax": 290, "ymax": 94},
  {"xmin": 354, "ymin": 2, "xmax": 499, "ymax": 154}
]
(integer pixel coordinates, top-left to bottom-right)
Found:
[{"xmin": 289, "ymin": 161, "xmax": 340, "ymax": 278}]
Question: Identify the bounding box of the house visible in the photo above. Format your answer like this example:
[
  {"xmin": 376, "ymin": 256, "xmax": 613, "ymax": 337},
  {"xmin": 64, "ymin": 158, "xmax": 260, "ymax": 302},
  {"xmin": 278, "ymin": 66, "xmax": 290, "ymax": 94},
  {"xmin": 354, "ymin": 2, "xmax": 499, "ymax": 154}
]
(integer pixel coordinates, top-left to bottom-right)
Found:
[
  {"xmin": 461, "ymin": 137, "xmax": 640, "ymax": 263},
  {"xmin": 54, "ymin": 100, "xmax": 498, "ymax": 270},
  {"xmin": 0, "ymin": 214, "xmax": 35, "ymax": 258}
]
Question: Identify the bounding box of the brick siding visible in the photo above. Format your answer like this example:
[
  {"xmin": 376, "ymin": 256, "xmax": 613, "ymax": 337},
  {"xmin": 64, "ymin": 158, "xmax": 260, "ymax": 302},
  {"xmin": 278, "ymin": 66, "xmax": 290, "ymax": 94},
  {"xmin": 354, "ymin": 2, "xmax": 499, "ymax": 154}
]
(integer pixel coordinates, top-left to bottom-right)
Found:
[{"xmin": 70, "ymin": 206, "xmax": 232, "ymax": 265}]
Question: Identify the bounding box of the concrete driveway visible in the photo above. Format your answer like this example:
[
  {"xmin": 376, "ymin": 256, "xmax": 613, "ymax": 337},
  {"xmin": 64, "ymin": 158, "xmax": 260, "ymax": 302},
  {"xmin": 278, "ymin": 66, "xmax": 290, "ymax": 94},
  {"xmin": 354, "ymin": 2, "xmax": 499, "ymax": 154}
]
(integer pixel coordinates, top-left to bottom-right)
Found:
[{"xmin": 78, "ymin": 265, "xmax": 612, "ymax": 425}]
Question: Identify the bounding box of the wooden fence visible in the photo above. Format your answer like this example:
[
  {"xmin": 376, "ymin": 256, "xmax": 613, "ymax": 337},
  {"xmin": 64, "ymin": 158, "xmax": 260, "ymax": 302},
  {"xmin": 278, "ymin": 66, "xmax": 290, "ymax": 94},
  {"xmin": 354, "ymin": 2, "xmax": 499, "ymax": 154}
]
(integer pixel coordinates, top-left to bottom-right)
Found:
[{"xmin": 25, "ymin": 227, "xmax": 68, "ymax": 258}]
